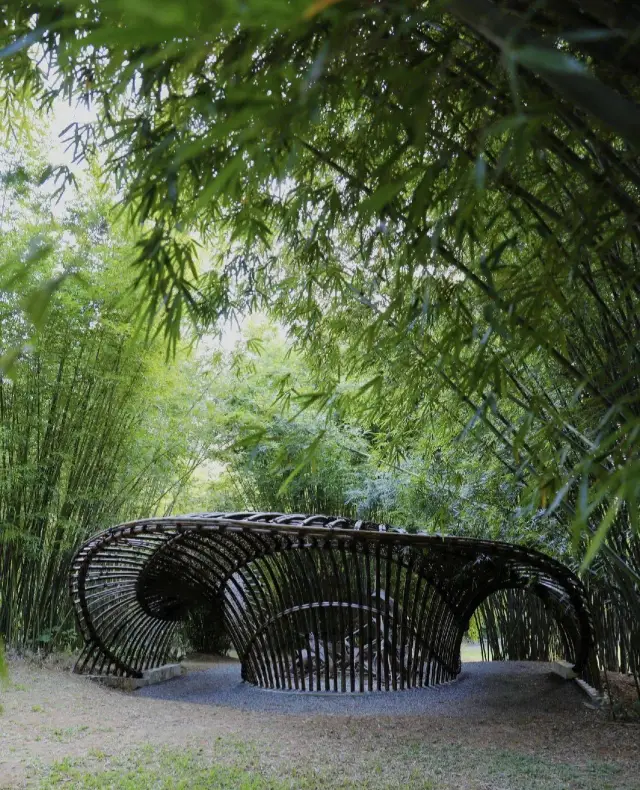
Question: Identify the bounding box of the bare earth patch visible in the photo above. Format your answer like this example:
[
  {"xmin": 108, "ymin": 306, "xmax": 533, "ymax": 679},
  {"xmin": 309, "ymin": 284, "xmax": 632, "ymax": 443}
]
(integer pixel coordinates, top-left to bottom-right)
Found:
[
  {"xmin": 603, "ymin": 671, "xmax": 640, "ymax": 717},
  {"xmin": 1, "ymin": 658, "xmax": 639, "ymax": 789}
]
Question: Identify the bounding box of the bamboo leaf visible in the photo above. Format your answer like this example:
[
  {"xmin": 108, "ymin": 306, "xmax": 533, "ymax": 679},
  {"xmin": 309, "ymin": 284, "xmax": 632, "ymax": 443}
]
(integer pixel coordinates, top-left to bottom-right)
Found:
[
  {"xmin": 277, "ymin": 430, "xmax": 326, "ymax": 496},
  {"xmin": 22, "ymin": 273, "xmax": 71, "ymax": 331},
  {"xmin": 579, "ymin": 498, "xmax": 621, "ymax": 573},
  {"xmin": 512, "ymin": 46, "xmax": 587, "ymax": 75}
]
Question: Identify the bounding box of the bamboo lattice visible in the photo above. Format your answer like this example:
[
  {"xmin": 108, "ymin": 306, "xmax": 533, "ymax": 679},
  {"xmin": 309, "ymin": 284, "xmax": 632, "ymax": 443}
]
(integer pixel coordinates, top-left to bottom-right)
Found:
[{"xmin": 70, "ymin": 512, "xmax": 594, "ymax": 691}]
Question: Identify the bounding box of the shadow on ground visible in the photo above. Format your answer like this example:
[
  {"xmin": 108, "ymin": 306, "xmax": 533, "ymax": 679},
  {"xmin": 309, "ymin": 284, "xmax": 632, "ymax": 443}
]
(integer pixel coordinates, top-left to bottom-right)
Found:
[{"xmin": 136, "ymin": 658, "xmax": 585, "ymax": 718}]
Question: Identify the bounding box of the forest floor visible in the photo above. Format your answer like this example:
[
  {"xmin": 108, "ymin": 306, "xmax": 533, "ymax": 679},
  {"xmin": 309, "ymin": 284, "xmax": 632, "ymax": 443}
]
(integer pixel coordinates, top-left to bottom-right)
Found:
[{"xmin": 1, "ymin": 656, "xmax": 639, "ymax": 790}]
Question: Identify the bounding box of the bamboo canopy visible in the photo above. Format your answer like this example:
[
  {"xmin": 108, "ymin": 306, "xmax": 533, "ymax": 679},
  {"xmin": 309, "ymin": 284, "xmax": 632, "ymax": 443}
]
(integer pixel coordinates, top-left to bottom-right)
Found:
[{"xmin": 70, "ymin": 512, "xmax": 594, "ymax": 692}]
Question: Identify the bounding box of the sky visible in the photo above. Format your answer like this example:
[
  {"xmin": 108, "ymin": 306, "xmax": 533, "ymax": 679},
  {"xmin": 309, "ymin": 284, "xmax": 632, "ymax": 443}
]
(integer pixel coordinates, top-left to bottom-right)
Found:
[
  {"xmin": 48, "ymin": 98, "xmax": 96, "ymax": 167},
  {"xmin": 44, "ymin": 98, "xmax": 97, "ymax": 216},
  {"xmin": 43, "ymin": 96, "xmax": 265, "ymax": 354}
]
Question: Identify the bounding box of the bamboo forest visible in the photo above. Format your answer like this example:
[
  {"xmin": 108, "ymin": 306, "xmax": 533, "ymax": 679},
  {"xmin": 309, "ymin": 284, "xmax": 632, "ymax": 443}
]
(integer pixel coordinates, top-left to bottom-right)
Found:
[{"xmin": 0, "ymin": 2, "xmax": 639, "ymax": 789}]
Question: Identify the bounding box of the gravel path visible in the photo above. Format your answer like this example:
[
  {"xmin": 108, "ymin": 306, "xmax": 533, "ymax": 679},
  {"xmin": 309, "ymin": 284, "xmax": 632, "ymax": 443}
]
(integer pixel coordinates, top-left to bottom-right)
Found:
[{"xmin": 137, "ymin": 659, "xmax": 588, "ymax": 717}]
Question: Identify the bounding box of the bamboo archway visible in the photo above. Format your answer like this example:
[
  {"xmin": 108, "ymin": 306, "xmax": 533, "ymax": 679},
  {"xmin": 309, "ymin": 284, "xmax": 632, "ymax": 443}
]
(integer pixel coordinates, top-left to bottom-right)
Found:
[{"xmin": 70, "ymin": 512, "xmax": 594, "ymax": 691}]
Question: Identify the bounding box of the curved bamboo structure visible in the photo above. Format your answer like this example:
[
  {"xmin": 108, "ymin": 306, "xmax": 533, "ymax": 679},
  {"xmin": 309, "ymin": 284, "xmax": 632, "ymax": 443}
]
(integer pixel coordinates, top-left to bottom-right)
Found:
[{"xmin": 70, "ymin": 512, "xmax": 594, "ymax": 691}]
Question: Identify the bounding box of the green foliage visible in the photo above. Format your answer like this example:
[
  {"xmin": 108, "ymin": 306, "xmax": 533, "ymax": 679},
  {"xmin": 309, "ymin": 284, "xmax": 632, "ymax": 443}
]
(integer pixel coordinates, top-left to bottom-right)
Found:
[
  {"xmin": 0, "ymin": 0, "xmax": 635, "ymax": 570},
  {"xmin": 178, "ymin": 321, "xmax": 559, "ymax": 552},
  {"xmin": 171, "ymin": 317, "xmax": 370, "ymax": 516},
  {"xmin": 0, "ymin": 164, "xmax": 218, "ymax": 652},
  {"xmin": 0, "ymin": 0, "xmax": 637, "ymax": 682}
]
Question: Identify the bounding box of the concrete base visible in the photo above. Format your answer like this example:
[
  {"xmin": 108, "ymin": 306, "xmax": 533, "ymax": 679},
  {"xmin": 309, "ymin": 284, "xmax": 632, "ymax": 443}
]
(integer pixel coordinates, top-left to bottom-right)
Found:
[
  {"xmin": 550, "ymin": 662, "xmax": 608, "ymax": 707},
  {"xmin": 551, "ymin": 660, "xmax": 577, "ymax": 680},
  {"xmin": 88, "ymin": 663, "xmax": 183, "ymax": 691},
  {"xmin": 574, "ymin": 677, "xmax": 609, "ymax": 708}
]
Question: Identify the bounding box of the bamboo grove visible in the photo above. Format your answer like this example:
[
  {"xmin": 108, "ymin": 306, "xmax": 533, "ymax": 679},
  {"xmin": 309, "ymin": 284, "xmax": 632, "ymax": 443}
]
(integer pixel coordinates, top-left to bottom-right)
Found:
[
  {"xmin": 0, "ymin": 165, "xmax": 216, "ymax": 651},
  {"xmin": 0, "ymin": 1, "xmax": 638, "ymax": 691}
]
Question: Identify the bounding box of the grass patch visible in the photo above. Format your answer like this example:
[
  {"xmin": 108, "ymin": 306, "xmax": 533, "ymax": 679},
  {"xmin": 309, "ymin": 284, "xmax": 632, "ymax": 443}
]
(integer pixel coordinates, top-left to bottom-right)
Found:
[
  {"xmin": 37, "ymin": 740, "xmax": 631, "ymax": 790},
  {"xmin": 41, "ymin": 753, "xmax": 280, "ymax": 790},
  {"xmin": 49, "ymin": 724, "xmax": 90, "ymax": 743},
  {"xmin": 460, "ymin": 642, "xmax": 484, "ymax": 663}
]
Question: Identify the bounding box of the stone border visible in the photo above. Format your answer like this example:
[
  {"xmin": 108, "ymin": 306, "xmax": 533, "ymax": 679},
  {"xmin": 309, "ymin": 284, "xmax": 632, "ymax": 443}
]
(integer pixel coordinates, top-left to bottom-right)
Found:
[
  {"xmin": 551, "ymin": 660, "xmax": 608, "ymax": 708},
  {"xmin": 88, "ymin": 663, "xmax": 183, "ymax": 691},
  {"xmin": 574, "ymin": 677, "xmax": 609, "ymax": 708},
  {"xmin": 551, "ymin": 660, "xmax": 577, "ymax": 680}
]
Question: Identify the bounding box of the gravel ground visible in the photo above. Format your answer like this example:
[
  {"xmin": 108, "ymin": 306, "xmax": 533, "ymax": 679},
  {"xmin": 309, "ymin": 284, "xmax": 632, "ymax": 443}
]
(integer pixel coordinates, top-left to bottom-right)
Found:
[{"xmin": 138, "ymin": 658, "xmax": 590, "ymax": 717}]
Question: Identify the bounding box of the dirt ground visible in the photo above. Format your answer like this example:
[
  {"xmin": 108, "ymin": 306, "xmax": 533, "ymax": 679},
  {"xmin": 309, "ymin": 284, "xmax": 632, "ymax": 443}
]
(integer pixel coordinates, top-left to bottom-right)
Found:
[
  {"xmin": 604, "ymin": 671, "xmax": 640, "ymax": 712},
  {"xmin": 1, "ymin": 658, "xmax": 639, "ymax": 789}
]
